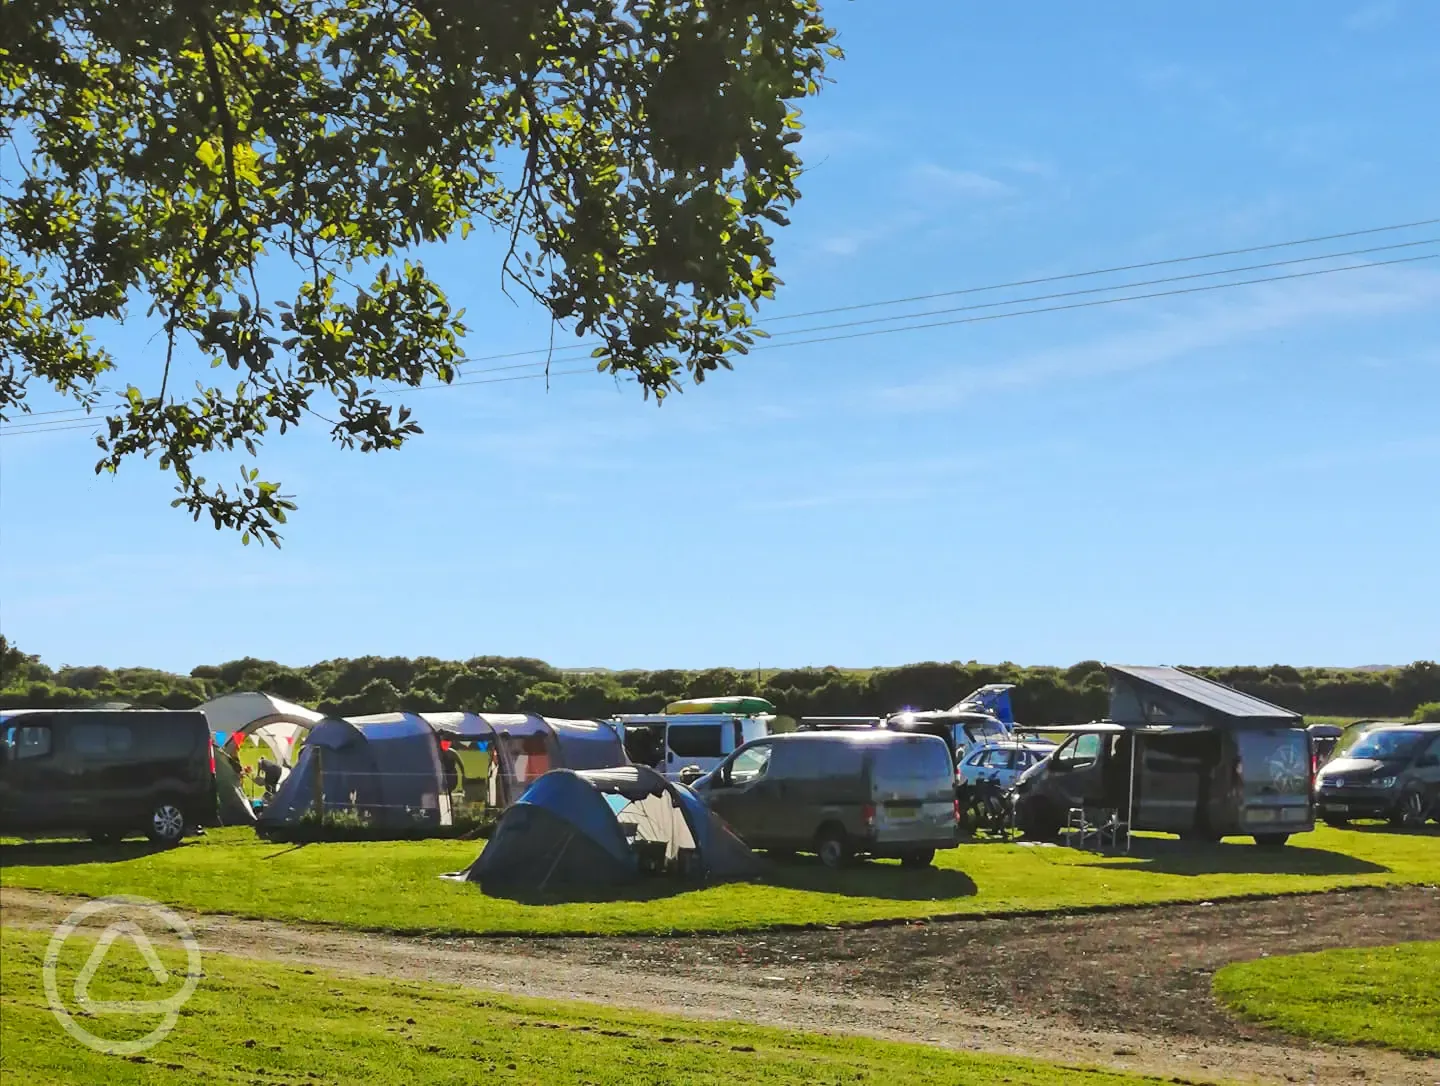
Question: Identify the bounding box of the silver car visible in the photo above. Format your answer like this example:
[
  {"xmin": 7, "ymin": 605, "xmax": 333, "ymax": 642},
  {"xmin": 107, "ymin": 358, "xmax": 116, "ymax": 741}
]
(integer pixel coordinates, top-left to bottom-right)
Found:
[{"xmin": 956, "ymin": 740, "xmax": 1056, "ymax": 790}]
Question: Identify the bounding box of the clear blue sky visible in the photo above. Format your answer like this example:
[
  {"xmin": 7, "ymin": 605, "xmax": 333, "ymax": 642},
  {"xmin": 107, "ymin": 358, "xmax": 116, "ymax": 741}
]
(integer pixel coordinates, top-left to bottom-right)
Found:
[{"xmin": 3, "ymin": 0, "xmax": 1438, "ymax": 673}]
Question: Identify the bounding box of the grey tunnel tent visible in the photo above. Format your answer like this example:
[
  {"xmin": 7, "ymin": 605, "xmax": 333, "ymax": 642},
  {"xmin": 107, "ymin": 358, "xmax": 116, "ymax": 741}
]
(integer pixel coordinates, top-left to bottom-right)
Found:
[
  {"xmin": 456, "ymin": 765, "xmax": 759, "ymax": 894},
  {"xmin": 256, "ymin": 715, "xmax": 448, "ymax": 832}
]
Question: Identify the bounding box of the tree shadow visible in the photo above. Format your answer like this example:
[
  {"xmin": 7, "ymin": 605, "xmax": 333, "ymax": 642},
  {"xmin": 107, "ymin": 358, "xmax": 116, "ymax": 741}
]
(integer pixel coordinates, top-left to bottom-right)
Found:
[
  {"xmin": 477, "ymin": 852, "xmax": 978, "ymax": 906},
  {"xmin": 0, "ymin": 838, "xmax": 182, "ymax": 868},
  {"xmin": 1087, "ymin": 836, "xmax": 1389, "ymax": 876}
]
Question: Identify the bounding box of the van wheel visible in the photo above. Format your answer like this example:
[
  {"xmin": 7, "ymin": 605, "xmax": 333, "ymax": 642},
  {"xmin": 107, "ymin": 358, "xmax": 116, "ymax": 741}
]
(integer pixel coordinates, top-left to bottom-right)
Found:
[
  {"xmin": 815, "ymin": 827, "xmax": 852, "ymax": 870},
  {"xmin": 1393, "ymin": 789, "xmax": 1429, "ymax": 829},
  {"xmin": 147, "ymin": 803, "xmax": 187, "ymax": 845},
  {"xmin": 1253, "ymin": 833, "xmax": 1290, "ymax": 848},
  {"xmin": 900, "ymin": 849, "xmax": 935, "ymax": 868}
]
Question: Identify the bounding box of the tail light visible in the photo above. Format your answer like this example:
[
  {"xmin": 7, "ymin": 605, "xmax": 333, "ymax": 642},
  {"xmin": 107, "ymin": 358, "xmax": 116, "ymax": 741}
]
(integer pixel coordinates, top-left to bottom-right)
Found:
[
  {"xmin": 208, "ymin": 737, "xmax": 216, "ymax": 776},
  {"xmin": 860, "ymin": 803, "xmax": 876, "ymax": 827},
  {"xmin": 953, "ymin": 798, "xmax": 962, "ymax": 824}
]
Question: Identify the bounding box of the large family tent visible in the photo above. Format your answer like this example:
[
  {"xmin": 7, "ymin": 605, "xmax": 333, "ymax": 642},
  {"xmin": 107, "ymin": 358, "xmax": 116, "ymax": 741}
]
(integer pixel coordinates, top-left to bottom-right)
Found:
[
  {"xmin": 256, "ymin": 716, "xmax": 450, "ymax": 831},
  {"xmin": 458, "ymin": 765, "xmax": 759, "ymax": 894},
  {"xmin": 412, "ymin": 712, "xmax": 627, "ymax": 809},
  {"xmin": 200, "ymin": 691, "xmax": 326, "ymax": 768}
]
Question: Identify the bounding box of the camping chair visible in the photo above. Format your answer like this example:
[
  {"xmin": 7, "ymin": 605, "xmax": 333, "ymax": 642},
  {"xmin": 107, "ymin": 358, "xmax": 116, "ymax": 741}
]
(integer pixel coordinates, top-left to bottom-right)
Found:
[{"xmin": 1066, "ymin": 799, "xmax": 1129, "ymax": 852}]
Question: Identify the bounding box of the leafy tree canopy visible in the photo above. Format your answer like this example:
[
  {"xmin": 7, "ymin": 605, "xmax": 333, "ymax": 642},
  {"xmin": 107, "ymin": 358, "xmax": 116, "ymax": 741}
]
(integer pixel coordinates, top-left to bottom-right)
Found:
[{"xmin": 0, "ymin": 0, "xmax": 839, "ymax": 543}]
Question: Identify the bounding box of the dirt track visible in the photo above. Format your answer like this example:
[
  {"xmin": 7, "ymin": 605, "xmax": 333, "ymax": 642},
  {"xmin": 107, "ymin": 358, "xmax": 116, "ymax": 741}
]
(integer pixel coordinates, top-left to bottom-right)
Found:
[{"xmin": 3, "ymin": 884, "xmax": 1438, "ymax": 1085}]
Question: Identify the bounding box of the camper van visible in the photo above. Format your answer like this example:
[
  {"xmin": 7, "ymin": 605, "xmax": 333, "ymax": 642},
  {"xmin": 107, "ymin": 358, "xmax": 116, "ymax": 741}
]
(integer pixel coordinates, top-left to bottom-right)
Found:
[
  {"xmin": 0, "ymin": 709, "xmax": 218, "ymax": 844},
  {"xmin": 1011, "ymin": 724, "xmax": 1315, "ymax": 846},
  {"xmin": 1010, "ymin": 665, "xmax": 1316, "ymax": 847},
  {"xmin": 692, "ymin": 730, "xmax": 960, "ymax": 867},
  {"xmin": 614, "ymin": 712, "xmax": 771, "ymax": 782}
]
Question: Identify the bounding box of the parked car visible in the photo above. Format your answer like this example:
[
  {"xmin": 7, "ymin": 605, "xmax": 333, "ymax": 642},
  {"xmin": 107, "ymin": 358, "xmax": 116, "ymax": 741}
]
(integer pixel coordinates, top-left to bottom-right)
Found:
[
  {"xmin": 692, "ymin": 730, "xmax": 960, "ymax": 868},
  {"xmin": 1314, "ymin": 723, "xmax": 1440, "ymax": 828},
  {"xmin": 0, "ymin": 709, "xmax": 218, "ymax": 844},
  {"xmin": 956, "ymin": 740, "xmax": 1056, "ymax": 790}
]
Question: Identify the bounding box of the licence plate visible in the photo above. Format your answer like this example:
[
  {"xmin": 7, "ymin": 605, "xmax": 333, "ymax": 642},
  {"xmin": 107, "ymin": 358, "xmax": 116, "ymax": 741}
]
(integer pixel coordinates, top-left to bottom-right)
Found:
[{"xmin": 1326, "ymin": 803, "xmax": 1348, "ymax": 813}]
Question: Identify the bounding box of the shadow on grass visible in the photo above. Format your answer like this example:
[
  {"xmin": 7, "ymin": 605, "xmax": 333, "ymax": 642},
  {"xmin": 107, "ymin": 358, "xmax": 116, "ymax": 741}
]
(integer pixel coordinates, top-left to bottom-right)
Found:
[
  {"xmin": 481, "ymin": 854, "xmax": 979, "ymax": 907},
  {"xmin": 1335, "ymin": 821, "xmax": 1440, "ymax": 838},
  {"xmin": 0, "ymin": 838, "xmax": 183, "ymax": 868},
  {"xmin": 1089, "ymin": 836, "xmax": 1389, "ymax": 877}
]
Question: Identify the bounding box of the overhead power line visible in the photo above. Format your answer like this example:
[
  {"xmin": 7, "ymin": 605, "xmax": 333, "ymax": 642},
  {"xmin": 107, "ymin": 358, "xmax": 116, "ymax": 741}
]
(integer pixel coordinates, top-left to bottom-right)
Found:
[{"xmin": 5, "ymin": 218, "xmax": 1438, "ymax": 438}]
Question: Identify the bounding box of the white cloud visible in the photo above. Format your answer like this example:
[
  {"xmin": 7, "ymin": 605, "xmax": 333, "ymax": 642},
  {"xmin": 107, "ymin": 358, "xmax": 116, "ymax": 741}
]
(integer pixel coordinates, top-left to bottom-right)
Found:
[
  {"xmin": 1344, "ymin": 1, "xmax": 1399, "ymax": 31},
  {"xmin": 910, "ymin": 163, "xmax": 1013, "ymax": 201},
  {"xmin": 871, "ymin": 264, "xmax": 1440, "ymax": 414}
]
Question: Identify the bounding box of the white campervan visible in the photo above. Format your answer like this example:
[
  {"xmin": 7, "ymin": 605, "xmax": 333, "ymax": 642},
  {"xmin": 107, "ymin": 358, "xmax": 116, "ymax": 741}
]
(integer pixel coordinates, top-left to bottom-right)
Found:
[{"xmin": 613, "ymin": 712, "xmax": 771, "ymax": 782}]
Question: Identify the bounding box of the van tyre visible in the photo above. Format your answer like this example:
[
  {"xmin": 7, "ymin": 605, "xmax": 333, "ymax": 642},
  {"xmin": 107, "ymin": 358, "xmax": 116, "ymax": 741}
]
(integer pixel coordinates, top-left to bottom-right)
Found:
[
  {"xmin": 147, "ymin": 802, "xmax": 187, "ymax": 845},
  {"xmin": 815, "ymin": 827, "xmax": 852, "ymax": 870},
  {"xmin": 1253, "ymin": 833, "xmax": 1290, "ymax": 847},
  {"xmin": 1393, "ymin": 789, "xmax": 1429, "ymax": 829},
  {"xmin": 900, "ymin": 848, "xmax": 935, "ymax": 868}
]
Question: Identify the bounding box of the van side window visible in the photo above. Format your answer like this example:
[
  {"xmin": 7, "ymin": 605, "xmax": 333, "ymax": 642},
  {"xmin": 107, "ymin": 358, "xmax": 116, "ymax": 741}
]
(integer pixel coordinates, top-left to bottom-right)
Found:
[
  {"xmin": 1057, "ymin": 734, "xmax": 1102, "ymax": 768},
  {"xmin": 729, "ymin": 745, "xmax": 772, "ymax": 784},
  {"xmin": 668, "ymin": 725, "xmax": 724, "ymax": 760},
  {"xmin": 6, "ymin": 724, "xmax": 53, "ymax": 760},
  {"xmin": 71, "ymin": 723, "xmax": 135, "ymax": 757}
]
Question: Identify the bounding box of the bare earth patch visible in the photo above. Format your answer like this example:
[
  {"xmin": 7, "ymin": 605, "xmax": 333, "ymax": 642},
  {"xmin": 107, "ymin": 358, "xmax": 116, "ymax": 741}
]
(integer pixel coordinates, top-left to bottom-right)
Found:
[{"xmin": 4, "ymin": 884, "xmax": 1437, "ymax": 1086}]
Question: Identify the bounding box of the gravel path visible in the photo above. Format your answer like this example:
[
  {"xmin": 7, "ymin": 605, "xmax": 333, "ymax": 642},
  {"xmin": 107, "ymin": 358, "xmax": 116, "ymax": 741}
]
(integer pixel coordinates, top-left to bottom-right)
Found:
[{"xmin": 4, "ymin": 884, "xmax": 1437, "ymax": 1085}]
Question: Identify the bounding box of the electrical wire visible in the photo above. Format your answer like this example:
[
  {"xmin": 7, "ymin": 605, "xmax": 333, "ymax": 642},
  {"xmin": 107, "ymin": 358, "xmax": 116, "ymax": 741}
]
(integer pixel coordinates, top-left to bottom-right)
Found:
[{"xmin": 5, "ymin": 220, "xmax": 1438, "ymax": 437}]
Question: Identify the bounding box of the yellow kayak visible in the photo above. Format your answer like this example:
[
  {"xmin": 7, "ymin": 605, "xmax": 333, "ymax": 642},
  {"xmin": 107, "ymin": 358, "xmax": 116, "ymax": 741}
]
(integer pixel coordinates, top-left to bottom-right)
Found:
[{"xmin": 664, "ymin": 696, "xmax": 776, "ymax": 716}]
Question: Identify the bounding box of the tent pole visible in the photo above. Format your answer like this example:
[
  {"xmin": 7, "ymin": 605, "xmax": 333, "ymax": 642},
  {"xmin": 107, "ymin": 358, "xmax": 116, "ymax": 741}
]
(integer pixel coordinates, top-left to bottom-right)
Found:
[{"xmin": 1126, "ymin": 734, "xmax": 1136, "ymax": 854}]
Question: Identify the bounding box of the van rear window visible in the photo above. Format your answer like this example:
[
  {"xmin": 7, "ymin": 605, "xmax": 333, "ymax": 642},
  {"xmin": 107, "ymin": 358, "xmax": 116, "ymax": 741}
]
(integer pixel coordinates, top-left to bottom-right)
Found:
[{"xmin": 873, "ymin": 739, "xmax": 953, "ymax": 788}]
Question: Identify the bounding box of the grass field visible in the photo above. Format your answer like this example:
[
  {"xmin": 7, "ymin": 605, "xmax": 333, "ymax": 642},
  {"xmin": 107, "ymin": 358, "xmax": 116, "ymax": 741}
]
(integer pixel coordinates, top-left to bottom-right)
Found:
[
  {"xmin": 1213, "ymin": 941, "xmax": 1440, "ymax": 1057},
  {"xmin": 2, "ymin": 824, "xmax": 1436, "ymax": 936},
  {"xmin": 0, "ymin": 927, "xmax": 1175, "ymax": 1086}
]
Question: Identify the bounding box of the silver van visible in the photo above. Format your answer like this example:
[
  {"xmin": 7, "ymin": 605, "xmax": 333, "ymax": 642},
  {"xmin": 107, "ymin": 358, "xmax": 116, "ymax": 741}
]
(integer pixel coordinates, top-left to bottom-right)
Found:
[{"xmin": 693, "ymin": 731, "xmax": 960, "ymax": 868}]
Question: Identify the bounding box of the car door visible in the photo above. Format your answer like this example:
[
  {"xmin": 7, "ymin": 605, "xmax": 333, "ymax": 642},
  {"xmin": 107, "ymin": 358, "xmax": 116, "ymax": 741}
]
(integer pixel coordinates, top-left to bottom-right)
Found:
[
  {"xmin": 0, "ymin": 716, "xmax": 69, "ymax": 832},
  {"xmin": 703, "ymin": 742, "xmax": 774, "ymax": 844},
  {"xmin": 68, "ymin": 718, "xmax": 141, "ymax": 828},
  {"xmin": 1045, "ymin": 733, "xmax": 1104, "ymax": 807},
  {"xmin": 957, "ymin": 748, "xmax": 990, "ymax": 786},
  {"xmin": 1413, "ymin": 735, "xmax": 1440, "ymax": 817}
]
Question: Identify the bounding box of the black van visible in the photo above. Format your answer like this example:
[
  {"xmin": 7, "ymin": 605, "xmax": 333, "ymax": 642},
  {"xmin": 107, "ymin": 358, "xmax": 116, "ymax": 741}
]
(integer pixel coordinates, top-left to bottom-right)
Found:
[{"xmin": 0, "ymin": 709, "xmax": 218, "ymax": 844}]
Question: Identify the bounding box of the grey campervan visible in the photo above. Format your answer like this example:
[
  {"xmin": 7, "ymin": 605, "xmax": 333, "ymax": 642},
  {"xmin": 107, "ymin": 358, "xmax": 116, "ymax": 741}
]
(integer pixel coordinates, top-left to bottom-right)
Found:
[{"xmin": 1011, "ymin": 666, "xmax": 1315, "ymax": 847}]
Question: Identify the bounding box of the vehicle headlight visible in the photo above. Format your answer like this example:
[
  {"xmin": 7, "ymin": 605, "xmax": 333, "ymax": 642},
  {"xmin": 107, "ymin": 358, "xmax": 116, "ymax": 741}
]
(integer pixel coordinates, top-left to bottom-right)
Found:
[{"xmin": 1374, "ymin": 776, "xmax": 1397, "ymax": 789}]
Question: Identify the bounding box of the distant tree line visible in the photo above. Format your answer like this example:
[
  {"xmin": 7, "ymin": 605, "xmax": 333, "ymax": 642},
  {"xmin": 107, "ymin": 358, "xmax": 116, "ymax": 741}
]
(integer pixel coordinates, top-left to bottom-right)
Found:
[{"xmin": 2, "ymin": 637, "xmax": 1438, "ymax": 725}]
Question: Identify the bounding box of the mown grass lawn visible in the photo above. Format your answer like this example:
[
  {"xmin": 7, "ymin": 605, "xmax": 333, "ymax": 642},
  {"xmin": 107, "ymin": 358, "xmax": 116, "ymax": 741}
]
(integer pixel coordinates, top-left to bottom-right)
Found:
[
  {"xmin": 1214, "ymin": 941, "xmax": 1440, "ymax": 1057},
  {"xmin": 4, "ymin": 823, "xmax": 1436, "ymax": 936},
  {"xmin": 0, "ymin": 927, "xmax": 1177, "ymax": 1086}
]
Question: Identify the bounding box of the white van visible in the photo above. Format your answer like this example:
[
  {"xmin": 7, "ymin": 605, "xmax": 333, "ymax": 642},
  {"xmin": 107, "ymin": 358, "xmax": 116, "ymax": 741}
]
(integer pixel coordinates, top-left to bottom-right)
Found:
[{"xmin": 614, "ymin": 713, "xmax": 771, "ymax": 782}]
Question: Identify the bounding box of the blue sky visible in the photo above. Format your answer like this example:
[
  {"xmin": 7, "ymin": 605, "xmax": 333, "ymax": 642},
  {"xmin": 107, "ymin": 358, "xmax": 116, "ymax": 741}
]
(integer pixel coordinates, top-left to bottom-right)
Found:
[{"xmin": 3, "ymin": 0, "xmax": 1438, "ymax": 673}]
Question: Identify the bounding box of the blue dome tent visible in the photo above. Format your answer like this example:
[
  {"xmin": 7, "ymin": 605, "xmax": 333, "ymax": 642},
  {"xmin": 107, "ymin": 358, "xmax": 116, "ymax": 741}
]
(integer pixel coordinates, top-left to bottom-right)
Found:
[{"xmin": 457, "ymin": 765, "xmax": 758, "ymax": 894}]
